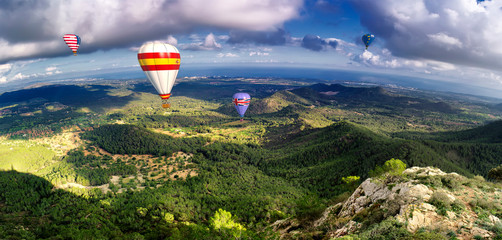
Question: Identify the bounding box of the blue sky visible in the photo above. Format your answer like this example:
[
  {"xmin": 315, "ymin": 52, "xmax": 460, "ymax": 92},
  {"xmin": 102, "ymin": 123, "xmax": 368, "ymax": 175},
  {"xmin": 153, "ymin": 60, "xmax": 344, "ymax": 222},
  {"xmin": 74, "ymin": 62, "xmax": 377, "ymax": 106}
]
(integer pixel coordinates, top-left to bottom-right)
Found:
[{"xmin": 1, "ymin": 0, "xmax": 502, "ymax": 98}]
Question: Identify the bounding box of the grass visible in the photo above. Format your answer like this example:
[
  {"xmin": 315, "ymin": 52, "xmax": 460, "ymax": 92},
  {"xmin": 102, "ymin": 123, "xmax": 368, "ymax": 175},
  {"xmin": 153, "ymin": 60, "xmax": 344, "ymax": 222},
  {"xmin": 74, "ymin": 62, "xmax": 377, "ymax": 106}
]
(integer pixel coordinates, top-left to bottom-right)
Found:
[{"xmin": 0, "ymin": 139, "xmax": 56, "ymax": 173}]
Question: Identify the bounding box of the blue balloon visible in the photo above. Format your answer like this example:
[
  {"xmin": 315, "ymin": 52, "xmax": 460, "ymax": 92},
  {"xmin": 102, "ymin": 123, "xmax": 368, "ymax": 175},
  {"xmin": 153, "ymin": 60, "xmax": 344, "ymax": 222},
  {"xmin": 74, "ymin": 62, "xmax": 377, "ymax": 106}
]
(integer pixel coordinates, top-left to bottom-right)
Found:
[
  {"xmin": 362, "ymin": 34, "xmax": 375, "ymax": 49},
  {"xmin": 232, "ymin": 92, "xmax": 251, "ymax": 118}
]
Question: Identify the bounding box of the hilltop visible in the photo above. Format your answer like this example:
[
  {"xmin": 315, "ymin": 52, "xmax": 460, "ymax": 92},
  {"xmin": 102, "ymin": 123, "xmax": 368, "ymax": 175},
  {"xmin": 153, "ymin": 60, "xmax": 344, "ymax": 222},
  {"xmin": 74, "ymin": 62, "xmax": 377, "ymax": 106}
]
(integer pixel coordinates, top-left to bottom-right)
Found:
[
  {"xmin": 291, "ymin": 83, "xmax": 458, "ymax": 113},
  {"xmin": 274, "ymin": 166, "xmax": 502, "ymax": 240}
]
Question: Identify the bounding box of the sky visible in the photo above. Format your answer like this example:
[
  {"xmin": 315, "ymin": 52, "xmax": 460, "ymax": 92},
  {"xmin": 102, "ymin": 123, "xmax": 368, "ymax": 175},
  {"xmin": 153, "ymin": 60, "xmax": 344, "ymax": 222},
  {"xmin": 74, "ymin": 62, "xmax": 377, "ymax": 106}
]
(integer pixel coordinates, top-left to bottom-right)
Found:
[{"xmin": 1, "ymin": 0, "xmax": 502, "ymax": 99}]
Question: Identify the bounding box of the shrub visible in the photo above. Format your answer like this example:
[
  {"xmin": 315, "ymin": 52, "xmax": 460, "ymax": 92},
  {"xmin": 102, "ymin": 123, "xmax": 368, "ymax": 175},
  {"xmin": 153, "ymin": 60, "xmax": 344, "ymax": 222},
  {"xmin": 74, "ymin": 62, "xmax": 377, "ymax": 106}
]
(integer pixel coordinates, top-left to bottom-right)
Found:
[
  {"xmin": 441, "ymin": 175, "xmax": 461, "ymax": 190},
  {"xmin": 451, "ymin": 199, "xmax": 465, "ymax": 213},
  {"xmin": 342, "ymin": 176, "xmax": 361, "ymax": 190},
  {"xmin": 470, "ymin": 198, "xmax": 501, "ymax": 213},
  {"xmin": 447, "ymin": 230, "xmax": 458, "ymax": 239},
  {"xmin": 342, "ymin": 176, "xmax": 361, "ymax": 185},
  {"xmin": 295, "ymin": 195, "xmax": 326, "ymax": 223},
  {"xmin": 353, "ymin": 203, "xmax": 385, "ymax": 227},
  {"xmin": 491, "ymin": 222, "xmax": 502, "ymax": 236},
  {"xmin": 383, "ymin": 159, "xmax": 407, "ymax": 176},
  {"xmin": 370, "ymin": 158, "xmax": 407, "ymax": 178},
  {"xmin": 420, "ymin": 175, "xmax": 442, "ymax": 188},
  {"xmin": 162, "ymin": 211, "xmax": 174, "ymax": 223},
  {"xmin": 336, "ymin": 235, "xmax": 361, "ymax": 240},
  {"xmin": 358, "ymin": 218, "xmax": 411, "ymax": 239},
  {"xmin": 413, "ymin": 231, "xmax": 447, "ymax": 240},
  {"xmin": 488, "ymin": 166, "xmax": 502, "ymax": 181},
  {"xmin": 473, "ymin": 175, "xmax": 486, "ymax": 182},
  {"xmin": 210, "ymin": 209, "xmax": 246, "ymax": 239},
  {"xmin": 330, "ymin": 191, "xmax": 352, "ymax": 206},
  {"xmin": 428, "ymin": 191, "xmax": 453, "ymax": 216}
]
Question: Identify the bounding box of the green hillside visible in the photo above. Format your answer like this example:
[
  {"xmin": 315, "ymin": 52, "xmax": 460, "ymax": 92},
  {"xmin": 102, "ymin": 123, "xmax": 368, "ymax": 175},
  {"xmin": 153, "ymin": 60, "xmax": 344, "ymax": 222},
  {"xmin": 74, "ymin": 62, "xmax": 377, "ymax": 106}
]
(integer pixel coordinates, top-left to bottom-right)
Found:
[
  {"xmin": 0, "ymin": 79, "xmax": 501, "ymax": 239},
  {"xmin": 434, "ymin": 120, "xmax": 502, "ymax": 143},
  {"xmin": 293, "ymin": 83, "xmax": 458, "ymax": 113},
  {"xmin": 0, "ymin": 140, "xmax": 56, "ymax": 172},
  {"xmin": 258, "ymin": 121, "xmax": 488, "ymax": 198}
]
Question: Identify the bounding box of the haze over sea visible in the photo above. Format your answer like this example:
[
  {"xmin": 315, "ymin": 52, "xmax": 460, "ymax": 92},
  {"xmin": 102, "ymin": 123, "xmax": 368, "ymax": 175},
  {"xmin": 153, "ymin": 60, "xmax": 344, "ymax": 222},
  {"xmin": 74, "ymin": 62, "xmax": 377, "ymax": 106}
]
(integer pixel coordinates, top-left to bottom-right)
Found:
[{"xmin": 3, "ymin": 66, "xmax": 500, "ymax": 102}]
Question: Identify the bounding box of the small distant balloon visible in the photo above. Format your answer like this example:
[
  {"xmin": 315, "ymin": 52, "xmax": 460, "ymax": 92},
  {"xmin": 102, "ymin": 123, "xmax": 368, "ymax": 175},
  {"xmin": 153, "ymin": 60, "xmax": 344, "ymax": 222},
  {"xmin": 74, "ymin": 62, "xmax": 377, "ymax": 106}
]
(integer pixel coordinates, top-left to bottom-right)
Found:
[
  {"xmin": 63, "ymin": 34, "xmax": 81, "ymax": 56},
  {"xmin": 137, "ymin": 42, "xmax": 181, "ymax": 108},
  {"xmin": 362, "ymin": 34, "xmax": 375, "ymax": 50},
  {"xmin": 232, "ymin": 92, "xmax": 251, "ymax": 121}
]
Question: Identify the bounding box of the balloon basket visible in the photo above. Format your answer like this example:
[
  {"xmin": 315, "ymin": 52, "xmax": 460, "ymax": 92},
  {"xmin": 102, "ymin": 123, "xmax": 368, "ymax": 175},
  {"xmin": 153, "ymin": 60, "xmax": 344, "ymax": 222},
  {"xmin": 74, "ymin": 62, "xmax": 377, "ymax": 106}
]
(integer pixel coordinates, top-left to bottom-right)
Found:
[
  {"xmin": 240, "ymin": 118, "xmax": 243, "ymax": 122},
  {"xmin": 162, "ymin": 99, "xmax": 171, "ymax": 108}
]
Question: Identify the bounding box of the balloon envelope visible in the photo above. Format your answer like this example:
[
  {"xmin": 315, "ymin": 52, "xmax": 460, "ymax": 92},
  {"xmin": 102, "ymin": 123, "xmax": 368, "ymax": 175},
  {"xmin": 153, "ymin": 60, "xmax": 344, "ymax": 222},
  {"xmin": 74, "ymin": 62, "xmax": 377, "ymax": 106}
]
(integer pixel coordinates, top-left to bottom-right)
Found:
[
  {"xmin": 63, "ymin": 34, "xmax": 81, "ymax": 55},
  {"xmin": 137, "ymin": 42, "xmax": 180, "ymax": 107},
  {"xmin": 362, "ymin": 34, "xmax": 375, "ymax": 49},
  {"xmin": 232, "ymin": 92, "xmax": 251, "ymax": 118}
]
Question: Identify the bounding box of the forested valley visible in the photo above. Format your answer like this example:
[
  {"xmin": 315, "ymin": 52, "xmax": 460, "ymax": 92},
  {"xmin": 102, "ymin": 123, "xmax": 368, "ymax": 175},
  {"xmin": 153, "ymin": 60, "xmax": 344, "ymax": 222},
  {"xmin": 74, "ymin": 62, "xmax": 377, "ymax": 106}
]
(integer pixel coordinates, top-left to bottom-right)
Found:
[{"xmin": 1, "ymin": 78, "xmax": 502, "ymax": 239}]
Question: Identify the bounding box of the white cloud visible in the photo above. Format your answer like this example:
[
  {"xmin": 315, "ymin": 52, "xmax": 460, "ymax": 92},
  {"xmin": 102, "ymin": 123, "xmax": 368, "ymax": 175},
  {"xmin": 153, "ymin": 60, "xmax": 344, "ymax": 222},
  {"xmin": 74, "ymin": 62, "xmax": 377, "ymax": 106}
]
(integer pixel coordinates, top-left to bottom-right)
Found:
[
  {"xmin": 0, "ymin": 63, "xmax": 11, "ymax": 75},
  {"xmin": 351, "ymin": 47, "xmax": 461, "ymax": 74},
  {"xmin": 12, "ymin": 73, "xmax": 29, "ymax": 80},
  {"xmin": 129, "ymin": 36, "xmax": 179, "ymax": 51},
  {"xmin": 217, "ymin": 35, "xmax": 230, "ymax": 41},
  {"xmin": 354, "ymin": 50, "xmax": 401, "ymax": 68},
  {"xmin": 403, "ymin": 59, "xmax": 426, "ymax": 68},
  {"xmin": 217, "ymin": 53, "xmax": 239, "ymax": 58},
  {"xmin": 481, "ymin": 72, "xmax": 502, "ymax": 82},
  {"xmin": 249, "ymin": 51, "xmax": 270, "ymax": 56},
  {"xmin": 167, "ymin": 35, "xmax": 178, "ymax": 46},
  {"xmin": 428, "ymin": 61, "xmax": 456, "ymax": 71},
  {"xmin": 204, "ymin": 33, "xmax": 221, "ymax": 49},
  {"xmin": 44, "ymin": 66, "xmax": 63, "ymax": 76},
  {"xmin": 178, "ymin": 0, "xmax": 302, "ymax": 31},
  {"xmin": 289, "ymin": 37, "xmax": 302, "ymax": 47},
  {"xmin": 427, "ymin": 32, "xmax": 462, "ymax": 48},
  {"xmin": 0, "ymin": 62, "xmax": 64, "ymax": 84},
  {"xmin": 352, "ymin": 0, "xmax": 502, "ymax": 71},
  {"xmin": 254, "ymin": 59, "xmax": 278, "ymax": 63},
  {"xmin": 46, "ymin": 66, "xmax": 57, "ymax": 72},
  {"xmin": 0, "ymin": 0, "xmax": 302, "ymax": 63},
  {"xmin": 183, "ymin": 33, "xmax": 222, "ymax": 50}
]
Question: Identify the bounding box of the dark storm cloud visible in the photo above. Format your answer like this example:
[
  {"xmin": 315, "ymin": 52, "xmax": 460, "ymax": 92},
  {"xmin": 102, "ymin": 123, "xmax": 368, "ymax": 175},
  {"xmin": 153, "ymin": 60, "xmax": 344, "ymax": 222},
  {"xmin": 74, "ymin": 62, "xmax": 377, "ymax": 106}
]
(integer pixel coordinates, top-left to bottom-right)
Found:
[
  {"xmin": 328, "ymin": 40, "xmax": 338, "ymax": 48},
  {"xmin": 301, "ymin": 35, "xmax": 338, "ymax": 51},
  {"xmin": 227, "ymin": 29, "xmax": 288, "ymax": 45},
  {"xmin": 0, "ymin": 0, "xmax": 47, "ymax": 11},
  {"xmin": 0, "ymin": 0, "xmax": 303, "ymax": 63},
  {"xmin": 0, "ymin": 0, "xmax": 54, "ymax": 42}
]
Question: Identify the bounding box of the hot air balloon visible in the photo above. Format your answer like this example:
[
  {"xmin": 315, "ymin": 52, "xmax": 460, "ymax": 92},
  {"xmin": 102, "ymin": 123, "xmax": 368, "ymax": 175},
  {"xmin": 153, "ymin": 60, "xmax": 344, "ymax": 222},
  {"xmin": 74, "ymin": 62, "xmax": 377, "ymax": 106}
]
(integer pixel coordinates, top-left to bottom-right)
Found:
[
  {"xmin": 362, "ymin": 34, "xmax": 375, "ymax": 50},
  {"xmin": 232, "ymin": 92, "xmax": 250, "ymax": 121},
  {"xmin": 138, "ymin": 42, "xmax": 180, "ymax": 108},
  {"xmin": 63, "ymin": 34, "xmax": 81, "ymax": 55}
]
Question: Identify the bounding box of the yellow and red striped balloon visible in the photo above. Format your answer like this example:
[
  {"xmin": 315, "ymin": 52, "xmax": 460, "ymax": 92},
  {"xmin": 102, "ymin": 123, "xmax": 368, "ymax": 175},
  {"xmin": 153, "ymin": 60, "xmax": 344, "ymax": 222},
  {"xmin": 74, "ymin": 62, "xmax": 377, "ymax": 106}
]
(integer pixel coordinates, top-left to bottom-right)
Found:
[{"xmin": 138, "ymin": 42, "xmax": 180, "ymax": 108}]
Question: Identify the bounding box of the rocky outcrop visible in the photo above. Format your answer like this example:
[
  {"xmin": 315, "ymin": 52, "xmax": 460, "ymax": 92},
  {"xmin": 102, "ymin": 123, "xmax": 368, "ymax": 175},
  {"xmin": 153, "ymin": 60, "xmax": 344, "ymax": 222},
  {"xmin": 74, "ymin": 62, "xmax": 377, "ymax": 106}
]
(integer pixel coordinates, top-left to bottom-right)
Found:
[
  {"xmin": 338, "ymin": 179, "xmax": 433, "ymax": 219},
  {"xmin": 317, "ymin": 167, "xmax": 502, "ymax": 239}
]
